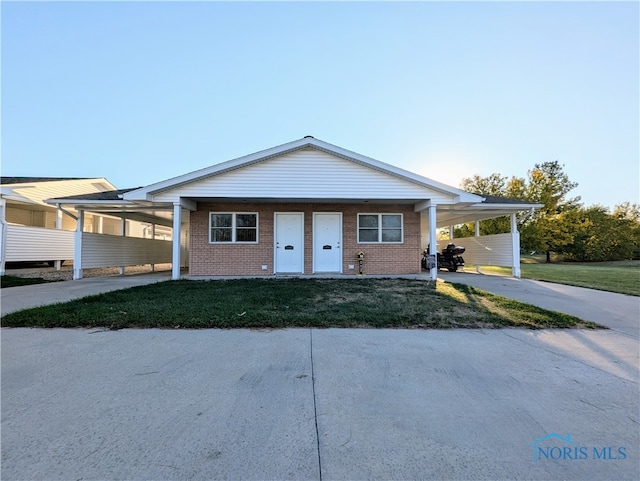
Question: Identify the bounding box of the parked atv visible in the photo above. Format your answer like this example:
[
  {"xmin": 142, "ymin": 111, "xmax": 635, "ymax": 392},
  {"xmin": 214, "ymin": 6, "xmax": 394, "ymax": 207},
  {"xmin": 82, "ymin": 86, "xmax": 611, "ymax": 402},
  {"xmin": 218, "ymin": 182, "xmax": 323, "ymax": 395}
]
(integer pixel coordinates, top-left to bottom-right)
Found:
[{"xmin": 422, "ymin": 243, "xmax": 466, "ymax": 272}]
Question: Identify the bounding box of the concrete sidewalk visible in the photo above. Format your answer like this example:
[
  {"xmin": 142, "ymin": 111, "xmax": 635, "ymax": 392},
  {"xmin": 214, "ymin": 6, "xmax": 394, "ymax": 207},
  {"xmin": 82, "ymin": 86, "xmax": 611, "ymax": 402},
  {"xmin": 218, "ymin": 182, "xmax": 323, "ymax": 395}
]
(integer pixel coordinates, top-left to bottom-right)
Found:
[
  {"xmin": 439, "ymin": 272, "xmax": 640, "ymax": 339},
  {"xmin": 2, "ymin": 328, "xmax": 638, "ymax": 480},
  {"xmin": 1, "ymin": 272, "xmax": 171, "ymax": 316}
]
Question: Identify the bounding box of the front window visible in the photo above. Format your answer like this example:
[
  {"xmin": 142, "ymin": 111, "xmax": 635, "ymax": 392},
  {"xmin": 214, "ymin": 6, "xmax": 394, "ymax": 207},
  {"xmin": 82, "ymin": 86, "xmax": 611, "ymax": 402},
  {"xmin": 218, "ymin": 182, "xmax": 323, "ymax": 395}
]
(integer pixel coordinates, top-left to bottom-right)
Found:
[
  {"xmin": 210, "ymin": 213, "xmax": 258, "ymax": 243},
  {"xmin": 357, "ymin": 214, "xmax": 403, "ymax": 243}
]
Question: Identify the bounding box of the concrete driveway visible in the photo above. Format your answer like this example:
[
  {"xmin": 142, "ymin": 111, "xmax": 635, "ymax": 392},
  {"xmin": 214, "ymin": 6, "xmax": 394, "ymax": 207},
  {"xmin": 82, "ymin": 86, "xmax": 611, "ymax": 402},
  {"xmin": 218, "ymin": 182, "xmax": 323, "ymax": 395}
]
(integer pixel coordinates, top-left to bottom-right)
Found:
[
  {"xmin": 2, "ymin": 327, "xmax": 638, "ymax": 480},
  {"xmin": 0, "ymin": 272, "xmax": 171, "ymax": 316},
  {"xmin": 439, "ymin": 272, "xmax": 640, "ymax": 339}
]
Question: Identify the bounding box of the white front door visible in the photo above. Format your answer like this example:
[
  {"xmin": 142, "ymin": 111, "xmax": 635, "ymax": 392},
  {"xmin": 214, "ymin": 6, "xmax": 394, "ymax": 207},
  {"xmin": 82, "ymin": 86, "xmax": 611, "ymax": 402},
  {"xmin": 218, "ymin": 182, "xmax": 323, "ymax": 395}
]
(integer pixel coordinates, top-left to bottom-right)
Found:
[
  {"xmin": 275, "ymin": 213, "xmax": 304, "ymax": 273},
  {"xmin": 313, "ymin": 213, "xmax": 342, "ymax": 273}
]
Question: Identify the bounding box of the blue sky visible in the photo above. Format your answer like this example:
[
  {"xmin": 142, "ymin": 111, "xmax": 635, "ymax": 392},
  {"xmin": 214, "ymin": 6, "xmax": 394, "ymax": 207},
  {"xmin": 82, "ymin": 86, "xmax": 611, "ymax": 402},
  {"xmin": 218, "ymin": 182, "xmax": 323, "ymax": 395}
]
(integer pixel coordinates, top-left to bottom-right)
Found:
[{"xmin": 2, "ymin": 1, "xmax": 638, "ymax": 208}]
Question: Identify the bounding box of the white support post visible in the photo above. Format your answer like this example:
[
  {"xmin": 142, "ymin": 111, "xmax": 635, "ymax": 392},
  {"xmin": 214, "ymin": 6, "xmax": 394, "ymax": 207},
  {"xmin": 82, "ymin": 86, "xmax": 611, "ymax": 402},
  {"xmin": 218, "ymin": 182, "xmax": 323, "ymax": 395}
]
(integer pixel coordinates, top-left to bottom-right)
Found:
[
  {"xmin": 475, "ymin": 221, "xmax": 482, "ymax": 274},
  {"xmin": 96, "ymin": 215, "xmax": 104, "ymax": 234},
  {"xmin": 56, "ymin": 207, "xmax": 63, "ymax": 229},
  {"xmin": 449, "ymin": 226, "xmax": 454, "ymax": 240},
  {"xmin": 73, "ymin": 210, "xmax": 84, "ymax": 280},
  {"xmin": 119, "ymin": 216, "xmax": 126, "ymax": 275},
  {"xmin": 0, "ymin": 198, "xmax": 7, "ymax": 276},
  {"xmin": 54, "ymin": 207, "xmax": 63, "ymax": 270},
  {"xmin": 511, "ymin": 213, "xmax": 521, "ymax": 277},
  {"xmin": 428, "ymin": 204, "xmax": 437, "ymax": 281},
  {"xmin": 172, "ymin": 203, "xmax": 182, "ymax": 280},
  {"xmin": 151, "ymin": 223, "xmax": 156, "ymax": 272}
]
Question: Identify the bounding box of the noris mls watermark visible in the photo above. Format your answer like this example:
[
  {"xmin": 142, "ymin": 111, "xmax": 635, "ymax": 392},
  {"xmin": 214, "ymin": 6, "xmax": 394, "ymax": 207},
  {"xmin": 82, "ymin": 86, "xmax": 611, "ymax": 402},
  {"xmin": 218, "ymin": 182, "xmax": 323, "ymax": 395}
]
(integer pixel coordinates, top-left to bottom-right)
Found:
[{"xmin": 531, "ymin": 433, "xmax": 627, "ymax": 462}]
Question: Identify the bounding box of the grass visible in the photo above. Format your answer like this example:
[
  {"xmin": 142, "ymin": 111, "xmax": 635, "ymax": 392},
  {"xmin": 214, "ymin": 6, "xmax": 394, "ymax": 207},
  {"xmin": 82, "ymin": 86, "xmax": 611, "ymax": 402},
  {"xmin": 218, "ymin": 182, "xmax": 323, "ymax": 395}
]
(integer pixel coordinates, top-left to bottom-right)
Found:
[
  {"xmin": 469, "ymin": 258, "xmax": 640, "ymax": 296},
  {"xmin": 1, "ymin": 275, "xmax": 56, "ymax": 288},
  {"xmin": 1, "ymin": 278, "xmax": 601, "ymax": 330}
]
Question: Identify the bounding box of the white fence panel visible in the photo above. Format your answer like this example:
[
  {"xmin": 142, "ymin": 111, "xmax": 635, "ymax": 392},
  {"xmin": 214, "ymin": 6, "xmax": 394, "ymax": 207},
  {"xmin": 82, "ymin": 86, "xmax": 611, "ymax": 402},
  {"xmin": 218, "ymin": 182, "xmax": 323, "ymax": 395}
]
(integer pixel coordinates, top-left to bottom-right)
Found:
[
  {"xmin": 456, "ymin": 233, "xmax": 515, "ymax": 267},
  {"xmin": 4, "ymin": 224, "xmax": 75, "ymax": 262},
  {"xmin": 81, "ymin": 233, "xmax": 172, "ymax": 268}
]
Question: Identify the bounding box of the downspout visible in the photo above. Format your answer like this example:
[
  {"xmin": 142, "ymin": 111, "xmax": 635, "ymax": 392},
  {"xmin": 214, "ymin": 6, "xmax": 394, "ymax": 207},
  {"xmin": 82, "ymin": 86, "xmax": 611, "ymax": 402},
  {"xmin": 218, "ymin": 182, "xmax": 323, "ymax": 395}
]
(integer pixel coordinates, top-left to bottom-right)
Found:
[
  {"xmin": 57, "ymin": 204, "xmax": 78, "ymax": 221},
  {"xmin": 56, "ymin": 203, "xmax": 79, "ymax": 272},
  {"xmin": 520, "ymin": 207, "xmax": 535, "ymax": 223}
]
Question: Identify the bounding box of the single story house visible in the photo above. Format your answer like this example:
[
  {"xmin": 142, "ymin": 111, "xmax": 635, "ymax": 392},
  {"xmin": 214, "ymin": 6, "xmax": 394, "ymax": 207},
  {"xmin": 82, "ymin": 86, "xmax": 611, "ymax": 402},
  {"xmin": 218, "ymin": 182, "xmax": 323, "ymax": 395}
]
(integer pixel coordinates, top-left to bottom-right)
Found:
[{"xmin": 46, "ymin": 137, "xmax": 541, "ymax": 281}]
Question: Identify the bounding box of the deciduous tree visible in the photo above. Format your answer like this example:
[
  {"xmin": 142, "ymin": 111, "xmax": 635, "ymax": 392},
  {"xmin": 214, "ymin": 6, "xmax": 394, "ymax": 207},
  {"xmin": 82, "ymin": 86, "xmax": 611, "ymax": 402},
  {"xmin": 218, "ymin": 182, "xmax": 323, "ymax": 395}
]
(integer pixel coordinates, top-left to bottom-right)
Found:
[{"xmin": 458, "ymin": 161, "xmax": 581, "ymax": 262}]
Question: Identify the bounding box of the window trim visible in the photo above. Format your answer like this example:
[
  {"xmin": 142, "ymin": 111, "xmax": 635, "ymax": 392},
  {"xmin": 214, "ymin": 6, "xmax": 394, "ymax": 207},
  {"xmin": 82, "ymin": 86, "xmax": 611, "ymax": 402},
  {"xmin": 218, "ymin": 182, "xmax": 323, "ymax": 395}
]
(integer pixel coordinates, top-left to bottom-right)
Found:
[
  {"xmin": 209, "ymin": 212, "xmax": 259, "ymax": 244},
  {"xmin": 357, "ymin": 213, "xmax": 403, "ymax": 244}
]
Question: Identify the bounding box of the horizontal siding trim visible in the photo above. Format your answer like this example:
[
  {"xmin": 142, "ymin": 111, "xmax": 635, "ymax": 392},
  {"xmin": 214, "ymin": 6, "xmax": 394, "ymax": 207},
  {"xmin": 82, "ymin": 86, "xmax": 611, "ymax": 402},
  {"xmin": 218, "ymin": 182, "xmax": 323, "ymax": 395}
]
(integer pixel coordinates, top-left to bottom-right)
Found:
[
  {"xmin": 152, "ymin": 150, "xmax": 455, "ymax": 203},
  {"xmin": 4, "ymin": 225, "xmax": 74, "ymax": 262},
  {"xmin": 81, "ymin": 233, "xmax": 172, "ymax": 268}
]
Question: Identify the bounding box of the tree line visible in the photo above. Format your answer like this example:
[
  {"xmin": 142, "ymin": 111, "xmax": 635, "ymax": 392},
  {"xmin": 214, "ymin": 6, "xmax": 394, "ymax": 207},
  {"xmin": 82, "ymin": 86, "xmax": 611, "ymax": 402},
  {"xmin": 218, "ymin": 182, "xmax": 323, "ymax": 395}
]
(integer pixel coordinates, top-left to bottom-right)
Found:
[{"xmin": 454, "ymin": 161, "xmax": 640, "ymax": 262}]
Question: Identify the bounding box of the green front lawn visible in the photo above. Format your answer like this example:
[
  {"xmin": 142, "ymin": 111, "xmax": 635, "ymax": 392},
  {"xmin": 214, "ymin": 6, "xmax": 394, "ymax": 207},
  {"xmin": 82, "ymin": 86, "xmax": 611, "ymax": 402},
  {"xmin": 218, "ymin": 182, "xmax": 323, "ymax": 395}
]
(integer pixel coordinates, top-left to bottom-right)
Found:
[
  {"xmin": 1, "ymin": 278, "xmax": 601, "ymax": 330},
  {"xmin": 470, "ymin": 259, "xmax": 640, "ymax": 296}
]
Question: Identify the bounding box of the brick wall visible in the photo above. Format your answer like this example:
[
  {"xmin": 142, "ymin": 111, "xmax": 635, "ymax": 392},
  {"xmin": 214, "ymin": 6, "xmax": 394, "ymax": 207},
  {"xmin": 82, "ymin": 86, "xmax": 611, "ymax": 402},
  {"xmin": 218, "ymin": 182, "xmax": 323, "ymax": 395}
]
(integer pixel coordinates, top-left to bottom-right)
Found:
[{"xmin": 189, "ymin": 202, "xmax": 421, "ymax": 276}]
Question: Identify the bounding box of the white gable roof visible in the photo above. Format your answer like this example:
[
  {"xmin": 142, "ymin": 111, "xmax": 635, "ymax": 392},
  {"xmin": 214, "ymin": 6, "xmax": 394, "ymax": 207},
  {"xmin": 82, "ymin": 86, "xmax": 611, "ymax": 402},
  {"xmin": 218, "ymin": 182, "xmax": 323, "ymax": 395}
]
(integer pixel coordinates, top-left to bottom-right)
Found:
[{"xmin": 124, "ymin": 137, "xmax": 482, "ymax": 205}]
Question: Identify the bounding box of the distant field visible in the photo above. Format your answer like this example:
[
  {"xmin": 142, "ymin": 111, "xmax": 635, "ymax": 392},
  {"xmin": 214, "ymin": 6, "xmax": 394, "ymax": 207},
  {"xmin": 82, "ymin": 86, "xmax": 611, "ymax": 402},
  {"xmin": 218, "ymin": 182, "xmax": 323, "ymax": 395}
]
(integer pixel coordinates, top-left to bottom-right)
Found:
[{"xmin": 469, "ymin": 258, "xmax": 640, "ymax": 296}]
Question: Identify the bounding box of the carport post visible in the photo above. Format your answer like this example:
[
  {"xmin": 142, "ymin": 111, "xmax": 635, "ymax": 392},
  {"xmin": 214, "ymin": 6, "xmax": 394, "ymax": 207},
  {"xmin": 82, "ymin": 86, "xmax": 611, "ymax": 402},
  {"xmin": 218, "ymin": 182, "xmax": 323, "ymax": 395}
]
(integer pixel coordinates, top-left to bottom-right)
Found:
[
  {"xmin": 172, "ymin": 203, "xmax": 182, "ymax": 280},
  {"xmin": 119, "ymin": 216, "xmax": 127, "ymax": 275},
  {"xmin": 54, "ymin": 207, "xmax": 63, "ymax": 270},
  {"xmin": 475, "ymin": 221, "xmax": 482, "ymax": 274},
  {"xmin": 0, "ymin": 198, "xmax": 6, "ymax": 276},
  {"xmin": 428, "ymin": 204, "xmax": 437, "ymax": 281},
  {"xmin": 511, "ymin": 213, "xmax": 521, "ymax": 277},
  {"xmin": 151, "ymin": 223, "xmax": 156, "ymax": 272},
  {"xmin": 73, "ymin": 210, "xmax": 84, "ymax": 280}
]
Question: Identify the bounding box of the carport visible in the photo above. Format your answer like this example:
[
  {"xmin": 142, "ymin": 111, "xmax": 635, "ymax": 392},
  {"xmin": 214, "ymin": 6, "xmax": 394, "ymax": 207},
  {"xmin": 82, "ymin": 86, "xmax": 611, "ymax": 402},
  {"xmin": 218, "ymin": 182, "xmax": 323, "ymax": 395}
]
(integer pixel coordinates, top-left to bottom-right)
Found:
[
  {"xmin": 431, "ymin": 195, "xmax": 540, "ymax": 277},
  {"xmin": 48, "ymin": 190, "xmax": 539, "ymax": 281},
  {"xmin": 46, "ymin": 189, "xmax": 186, "ymax": 280}
]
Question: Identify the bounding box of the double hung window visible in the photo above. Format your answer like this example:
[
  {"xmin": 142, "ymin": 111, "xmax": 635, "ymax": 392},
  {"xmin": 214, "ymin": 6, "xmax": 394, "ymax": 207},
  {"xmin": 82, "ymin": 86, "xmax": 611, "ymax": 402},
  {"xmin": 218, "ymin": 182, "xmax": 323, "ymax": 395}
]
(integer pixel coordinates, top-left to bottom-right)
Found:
[
  {"xmin": 210, "ymin": 213, "xmax": 258, "ymax": 243},
  {"xmin": 357, "ymin": 214, "xmax": 403, "ymax": 243}
]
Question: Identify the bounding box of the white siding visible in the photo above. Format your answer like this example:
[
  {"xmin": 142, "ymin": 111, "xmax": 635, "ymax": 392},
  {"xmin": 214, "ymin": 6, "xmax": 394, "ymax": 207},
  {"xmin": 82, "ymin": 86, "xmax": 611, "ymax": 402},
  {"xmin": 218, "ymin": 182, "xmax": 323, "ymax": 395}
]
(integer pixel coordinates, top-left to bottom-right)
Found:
[
  {"xmin": 81, "ymin": 233, "xmax": 172, "ymax": 268},
  {"xmin": 44, "ymin": 210, "xmax": 57, "ymax": 229},
  {"xmin": 4, "ymin": 225, "xmax": 74, "ymax": 262},
  {"xmin": 62, "ymin": 215, "xmax": 77, "ymax": 231},
  {"xmin": 152, "ymin": 149, "xmax": 455, "ymax": 203},
  {"xmin": 458, "ymin": 233, "xmax": 515, "ymax": 267},
  {"xmin": 6, "ymin": 206, "xmax": 39, "ymax": 226}
]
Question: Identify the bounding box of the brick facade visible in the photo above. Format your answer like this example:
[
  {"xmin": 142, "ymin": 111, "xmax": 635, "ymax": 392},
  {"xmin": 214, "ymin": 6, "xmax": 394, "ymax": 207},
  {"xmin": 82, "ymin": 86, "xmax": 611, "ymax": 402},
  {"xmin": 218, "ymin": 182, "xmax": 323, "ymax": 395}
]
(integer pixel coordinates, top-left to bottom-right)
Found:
[{"xmin": 189, "ymin": 202, "xmax": 421, "ymax": 276}]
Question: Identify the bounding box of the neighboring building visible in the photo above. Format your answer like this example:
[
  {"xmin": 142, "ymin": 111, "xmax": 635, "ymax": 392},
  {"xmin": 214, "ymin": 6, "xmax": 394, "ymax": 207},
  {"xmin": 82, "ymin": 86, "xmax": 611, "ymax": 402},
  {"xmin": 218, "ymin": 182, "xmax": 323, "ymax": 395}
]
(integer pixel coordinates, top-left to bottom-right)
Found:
[
  {"xmin": 0, "ymin": 177, "xmax": 171, "ymax": 274},
  {"xmin": 48, "ymin": 137, "xmax": 541, "ymax": 280}
]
